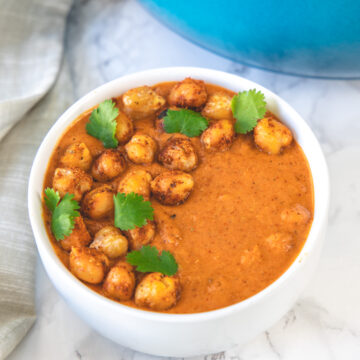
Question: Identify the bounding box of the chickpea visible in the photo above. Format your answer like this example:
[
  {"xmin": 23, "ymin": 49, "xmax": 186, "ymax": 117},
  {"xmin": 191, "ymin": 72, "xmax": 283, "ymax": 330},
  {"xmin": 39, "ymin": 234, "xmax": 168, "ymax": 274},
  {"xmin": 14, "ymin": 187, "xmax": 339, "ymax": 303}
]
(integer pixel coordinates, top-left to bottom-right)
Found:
[
  {"xmin": 264, "ymin": 233, "xmax": 293, "ymax": 254},
  {"xmin": 201, "ymin": 119, "xmax": 235, "ymax": 152},
  {"xmin": 82, "ymin": 185, "xmax": 114, "ymax": 219},
  {"xmin": 90, "ymin": 226, "xmax": 128, "ymax": 259},
  {"xmin": 52, "ymin": 167, "xmax": 93, "ymax": 201},
  {"xmin": 115, "ymin": 111, "xmax": 133, "ymax": 144},
  {"xmin": 254, "ymin": 117, "xmax": 293, "ymax": 155},
  {"xmin": 135, "ymin": 272, "xmax": 180, "ymax": 311},
  {"xmin": 122, "ymin": 86, "xmax": 166, "ymax": 120},
  {"xmin": 103, "ymin": 261, "xmax": 135, "ymax": 301},
  {"xmin": 155, "ymin": 106, "xmax": 181, "ymax": 132},
  {"xmin": 91, "ymin": 149, "xmax": 126, "ymax": 182},
  {"xmin": 151, "ymin": 171, "xmax": 194, "ymax": 206},
  {"xmin": 158, "ymin": 135, "xmax": 198, "ymax": 172},
  {"xmin": 168, "ymin": 78, "xmax": 207, "ymax": 109},
  {"xmin": 281, "ymin": 204, "xmax": 311, "ymax": 226},
  {"xmin": 60, "ymin": 216, "xmax": 92, "ymax": 252},
  {"xmin": 70, "ymin": 246, "xmax": 109, "ymax": 284},
  {"xmin": 83, "ymin": 217, "xmax": 113, "ymax": 237},
  {"xmin": 125, "ymin": 221, "xmax": 156, "ymax": 250},
  {"xmin": 125, "ymin": 134, "xmax": 157, "ymax": 164},
  {"xmin": 117, "ymin": 169, "xmax": 152, "ymax": 201},
  {"xmin": 201, "ymin": 93, "xmax": 232, "ymax": 120},
  {"xmin": 60, "ymin": 142, "xmax": 92, "ymax": 171}
]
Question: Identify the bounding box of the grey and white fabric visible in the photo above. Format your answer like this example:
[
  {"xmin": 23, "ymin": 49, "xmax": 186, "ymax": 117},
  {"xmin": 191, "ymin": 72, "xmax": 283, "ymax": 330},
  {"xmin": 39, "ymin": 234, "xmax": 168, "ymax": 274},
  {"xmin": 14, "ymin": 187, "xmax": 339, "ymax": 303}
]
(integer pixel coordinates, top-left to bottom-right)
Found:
[{"xmin": 0, "ymin": 0, "xmax": 73, "ymax": 358}]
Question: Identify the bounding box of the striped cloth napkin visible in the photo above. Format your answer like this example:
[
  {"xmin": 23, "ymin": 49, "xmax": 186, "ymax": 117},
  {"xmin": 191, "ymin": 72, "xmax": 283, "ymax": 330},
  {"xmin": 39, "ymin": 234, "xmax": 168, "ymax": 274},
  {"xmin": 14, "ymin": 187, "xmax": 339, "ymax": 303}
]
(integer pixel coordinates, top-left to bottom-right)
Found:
[{"xmin": 0, "ymin": 0, "xmax": 72, "ymax": 358}]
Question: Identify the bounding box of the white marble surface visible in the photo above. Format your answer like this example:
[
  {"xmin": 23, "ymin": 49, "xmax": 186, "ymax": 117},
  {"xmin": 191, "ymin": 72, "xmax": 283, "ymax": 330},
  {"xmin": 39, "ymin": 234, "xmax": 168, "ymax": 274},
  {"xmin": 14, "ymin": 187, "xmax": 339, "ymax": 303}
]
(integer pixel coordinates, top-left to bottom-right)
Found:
[{"xmin": 8, "ymin": 0, "xmax": 360, "ymax": 359}]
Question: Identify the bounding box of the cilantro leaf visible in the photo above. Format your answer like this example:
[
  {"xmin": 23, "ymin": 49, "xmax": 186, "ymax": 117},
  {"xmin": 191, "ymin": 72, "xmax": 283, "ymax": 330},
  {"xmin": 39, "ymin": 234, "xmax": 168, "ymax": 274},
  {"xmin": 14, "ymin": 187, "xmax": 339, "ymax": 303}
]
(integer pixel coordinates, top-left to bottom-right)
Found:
[
  {"xmin": 86, "ymin": 99, "xmax": 119, "ymax": 148},
  {"xmin": 44, "ymin": 188, "xmax": 60, "ymax": 213},
  {"xmin": 126, "ymin": 245, "xmax": 178, "ymax": 276},
  {"xmin": 44, "ymin": 189, "xmax": 80, "ymax": 241},
  {"xmin": 163, "ymin": 109, "xmax": 208, "ymax": 137},
  {"xmin": 114, "ymin": 192, "xmax": 154, "ymax": 231},
  {"xmin": 231, "ymin": 89, "xmax": 267, "ymax": 134}
]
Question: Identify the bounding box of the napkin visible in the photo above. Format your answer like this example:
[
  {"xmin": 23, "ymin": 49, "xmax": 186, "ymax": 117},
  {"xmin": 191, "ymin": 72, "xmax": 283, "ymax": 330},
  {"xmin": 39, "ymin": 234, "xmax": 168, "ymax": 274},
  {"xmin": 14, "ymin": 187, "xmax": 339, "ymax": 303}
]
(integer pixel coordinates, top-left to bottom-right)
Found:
[{"xmin": 0, "ymin": 0, "xmax": 72, "ymax": 358}]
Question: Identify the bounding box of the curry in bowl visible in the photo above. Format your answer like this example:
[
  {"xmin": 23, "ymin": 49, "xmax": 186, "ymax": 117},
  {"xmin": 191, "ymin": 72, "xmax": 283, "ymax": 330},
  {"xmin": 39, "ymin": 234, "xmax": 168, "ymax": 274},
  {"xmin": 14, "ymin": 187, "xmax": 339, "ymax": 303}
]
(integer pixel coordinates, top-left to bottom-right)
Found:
[{"xmin": 42, "ymin": 78, "xmax": 313, "ymax": 314}]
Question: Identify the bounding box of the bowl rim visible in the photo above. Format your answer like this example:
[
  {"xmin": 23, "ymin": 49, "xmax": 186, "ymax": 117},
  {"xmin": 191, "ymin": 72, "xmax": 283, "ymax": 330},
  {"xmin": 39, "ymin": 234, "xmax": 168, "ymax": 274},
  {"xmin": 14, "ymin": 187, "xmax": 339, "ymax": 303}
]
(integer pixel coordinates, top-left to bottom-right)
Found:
[{"xmin": 28, "ymin": 66, "xmax": 330, "ymax": 323}]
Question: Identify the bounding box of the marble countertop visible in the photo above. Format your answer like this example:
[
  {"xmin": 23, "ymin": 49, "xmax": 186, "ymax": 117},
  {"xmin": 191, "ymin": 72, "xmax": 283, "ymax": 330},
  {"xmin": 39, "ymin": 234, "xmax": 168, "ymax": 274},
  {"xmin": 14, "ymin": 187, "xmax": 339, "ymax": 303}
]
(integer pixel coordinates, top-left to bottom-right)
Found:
[{"xmin": 8, "ymin": 0, "xmax": 360, "ymax": 359}]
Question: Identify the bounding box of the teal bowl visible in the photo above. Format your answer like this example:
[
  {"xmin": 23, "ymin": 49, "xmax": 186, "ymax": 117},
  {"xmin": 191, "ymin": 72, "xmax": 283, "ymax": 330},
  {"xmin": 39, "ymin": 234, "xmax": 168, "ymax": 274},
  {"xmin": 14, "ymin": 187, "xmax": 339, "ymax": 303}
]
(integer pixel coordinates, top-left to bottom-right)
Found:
[{"xmin": 140, "ymin": 0, "xmax": 360, "ymax": 79}]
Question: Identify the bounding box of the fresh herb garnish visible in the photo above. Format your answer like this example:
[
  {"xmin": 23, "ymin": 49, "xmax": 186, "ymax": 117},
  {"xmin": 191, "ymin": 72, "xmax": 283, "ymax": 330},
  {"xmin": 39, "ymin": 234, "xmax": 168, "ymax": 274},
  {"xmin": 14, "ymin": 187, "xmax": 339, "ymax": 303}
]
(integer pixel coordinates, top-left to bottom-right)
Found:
[
  {"xmin": 44, "ymin": 188, "xmax": 80, "ymax": 241},
  {"xmin": 86, "ymin": 99, "xmax": 119, "ymax": 148},
  {"xmin": 163, "ymin": 109, "xmax": 208, "ymax": 137},
  {"xmin": 126, "ymin": 245, "xmax": 178, "ymax": 276},
  {"xmin": 231, "ymin": 89, "xmax": 267, "ymax": 134},
  {"xmin": 114, "ymin": 192, "xmax": 154, "ymax": 231}
]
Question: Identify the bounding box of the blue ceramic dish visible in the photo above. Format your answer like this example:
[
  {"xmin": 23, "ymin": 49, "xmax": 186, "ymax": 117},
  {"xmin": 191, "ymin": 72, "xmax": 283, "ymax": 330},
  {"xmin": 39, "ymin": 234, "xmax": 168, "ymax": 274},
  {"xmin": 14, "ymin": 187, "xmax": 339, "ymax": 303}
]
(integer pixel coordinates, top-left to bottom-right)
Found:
[{"xmin": 140, "ymin": 0, "xmax": 360, "ymax": 79}]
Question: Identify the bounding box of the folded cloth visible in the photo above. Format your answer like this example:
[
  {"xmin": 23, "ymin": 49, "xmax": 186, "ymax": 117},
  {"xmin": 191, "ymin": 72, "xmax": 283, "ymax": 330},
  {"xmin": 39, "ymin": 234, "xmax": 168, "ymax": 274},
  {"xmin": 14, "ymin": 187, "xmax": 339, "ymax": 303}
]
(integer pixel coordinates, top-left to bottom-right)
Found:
[{"xmin": 0, "ymin": 0, "xmax": 72, "ymax": 358}]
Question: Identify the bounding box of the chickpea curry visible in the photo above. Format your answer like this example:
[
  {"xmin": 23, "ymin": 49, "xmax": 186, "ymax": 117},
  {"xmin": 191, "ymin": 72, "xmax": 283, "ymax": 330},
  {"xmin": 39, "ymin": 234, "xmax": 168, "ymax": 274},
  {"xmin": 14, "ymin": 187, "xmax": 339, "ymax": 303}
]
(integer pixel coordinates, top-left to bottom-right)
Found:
[{"xmin": 43, "ymin": 78, "xmax": 314, "ymax": 313}]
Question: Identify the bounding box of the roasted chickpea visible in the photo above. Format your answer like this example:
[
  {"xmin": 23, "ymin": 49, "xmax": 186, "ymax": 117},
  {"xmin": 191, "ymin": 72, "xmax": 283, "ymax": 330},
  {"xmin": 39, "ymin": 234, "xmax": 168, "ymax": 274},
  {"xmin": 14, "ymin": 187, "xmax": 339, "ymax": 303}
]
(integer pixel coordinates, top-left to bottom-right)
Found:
[
  {"xmin": 70, "ymin": 246, "xmax": 109, "ymax": 284},
  {"xmin": 168, "ymin": 78, "xmax": 207, "ymax": 109},
  {"xmin": 201, "ymin": 93, "xmax": 232, "ymax": 120},
  {"xmin": 154, "ymin": 108, "xmax": 168, "ymax": 132},
  {"xmin": 151, "ymin": 171, "xmax": 194, "ymax": 205},
  {"xmin": 201, "ymin": 119, "xmax": 235, "ymax": 152},
  {"xmin": 135, "ymin": 272, "xmax": 180, "ymax": 311},
  {"xmin": 264, "ymin": 233, "xmax": 293, "ymax": 254},
  {"xmin": 103, "ymin": 262, "xmax": 135, "ymax": 301},
  {"xmin": 254, "ymin": 117, "xmax": 293, "ymax": 155},
  {"xmin": 117, "ymin": 169, "xmax": 152, "ymax": 201},
  {"xmin": 90, "ymin": 226, "xmax": 128, "ymax": 259},
  {"xmin": 125, "ymin": 134, "xmax": 157, "ymax": 164},
  {"xmin": 91, "ymin": 149, "xmax": 126, "ymax": 182},
  {"xmin": 281, "ymin": 204, "xmax": 311, "ymax": 226},
  {"xmin": 155, "ymin": 107, "xmax": 181, "ymax": 132},
  {"xmin": 52, "ymin": 167, "xmax": 93, "ymax": 201},
  {"xmin": 82, "ymin": 185, "xmax": 114, "ymax": 219},
  {"xmin": 115, "ymin": 111, "xmax": 133, "ymax": 144},
  {"xmin": 122, "ymin": 86, "xmax": 166, "ymax": 120},
  {"xmin": 60, "ymin": 142, "xmax": 92, "ymax": 171},
  {"xmin": 158, "ymin": 135, "xmax": 198, "ymax": 172},
  {"xmin": 83, "ymin": 217, "xmax": 113, "ymax": 237},
  {"xmin": 59, "ymin": 216, "xmax": 92, "ymax": 252},
  {"xmin": 125, "ymin": 221, "xmax": 156, "ymax": 250}
]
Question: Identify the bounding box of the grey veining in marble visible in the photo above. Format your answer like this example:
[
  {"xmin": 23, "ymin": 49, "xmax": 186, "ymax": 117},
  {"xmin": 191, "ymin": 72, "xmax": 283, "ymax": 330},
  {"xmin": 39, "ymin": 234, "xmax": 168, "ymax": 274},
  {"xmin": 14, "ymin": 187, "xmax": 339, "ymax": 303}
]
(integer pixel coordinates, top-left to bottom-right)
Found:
[{"xmin": 8, "ymin": 0, "xmax": 360, "ymax": 359}]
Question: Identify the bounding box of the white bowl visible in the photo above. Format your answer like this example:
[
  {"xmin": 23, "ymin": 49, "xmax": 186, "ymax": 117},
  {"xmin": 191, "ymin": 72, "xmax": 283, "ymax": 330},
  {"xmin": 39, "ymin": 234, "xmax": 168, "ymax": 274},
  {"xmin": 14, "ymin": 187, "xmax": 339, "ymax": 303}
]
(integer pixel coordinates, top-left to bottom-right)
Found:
[{"xmin": 28, "ymin": 67, "xmax": 329, "ymax": 357}]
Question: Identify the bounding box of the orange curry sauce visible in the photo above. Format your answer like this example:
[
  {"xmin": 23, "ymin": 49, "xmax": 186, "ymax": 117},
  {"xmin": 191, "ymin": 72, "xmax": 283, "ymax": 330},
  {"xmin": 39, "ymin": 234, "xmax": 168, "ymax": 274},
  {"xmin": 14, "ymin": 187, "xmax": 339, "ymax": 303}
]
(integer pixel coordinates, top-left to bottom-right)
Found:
[{"xmin": 43, "ymin": 82, "xmax": 314, "ymax": 313}]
